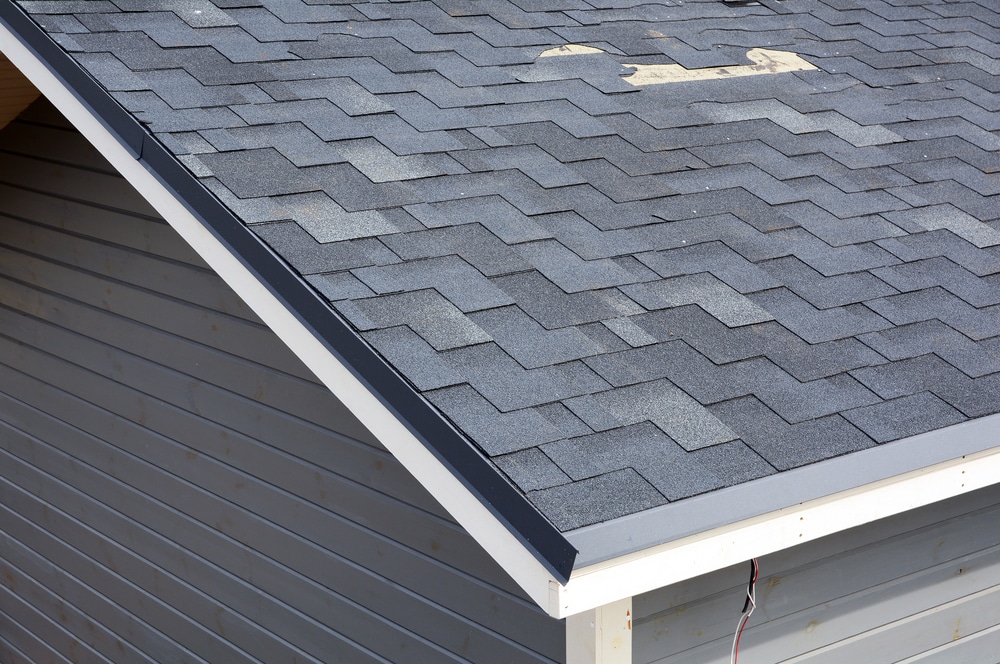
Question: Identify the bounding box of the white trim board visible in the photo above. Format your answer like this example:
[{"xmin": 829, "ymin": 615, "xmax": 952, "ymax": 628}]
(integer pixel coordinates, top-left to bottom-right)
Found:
[
  {"xmin": 0, "ymin": 20, "xmax": 561, "ymax": 612},
  {"xmin": 551, "ymin": 439, "xmax": 1000, "ymax": 618}
]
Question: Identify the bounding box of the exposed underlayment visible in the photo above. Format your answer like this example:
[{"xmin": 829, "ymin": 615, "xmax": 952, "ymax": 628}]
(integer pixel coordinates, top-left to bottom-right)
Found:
[
  {"xmin": 7, "ymin": 0, "xmax": 1000, "ymax": 547},
  {"xmin": 538, "ymin": 44, "xmax": 818, "ymax": 86},
  {"xmin": 623, "ymin": 48, "xmax": 818, "ymax": 85}
]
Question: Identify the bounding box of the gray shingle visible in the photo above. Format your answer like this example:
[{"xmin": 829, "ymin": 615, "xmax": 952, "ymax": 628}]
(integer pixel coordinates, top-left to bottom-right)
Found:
[
  {"xmin": 601, "ymin": 317, "xmax": 658, "ymax": 348},
  {"xmin": 887, "ymin": 204, "xmax": 1000, "ymax": 248},
  {"xmin": 309, "ymin": 163, "xmax": 422, "ymax": 212},
  {"xmin": 749, "ymin": 288, "xmax": 893, "ymax": 343},
  {"xmin": 492, "ymin": 271, "xmax": 642, "ymax": 329},
  {"xmin": 872, "ymin": 256, "xmax": 1000, "ymax": 307},
  {"xmin": 260, "ymin": 77, "xmax": 394, "ymax": 116},
  {"xmin": 380, "ymin": 223, "xmax": 531, "ymax": 277},
  {"xmin": 427, "ymin": 385, "xmax": 561, "ymax": 456},
  {"xmin": 843, "ymin": 393, "xmax": 966, "ymax": 443},
  {"xmin": 75, "ymin": 52, "xmax": 148, "ymax": 91},
  {"xmin": 654, "ymin": 188, "xmax": 797, "ymax": 233},
  {"xmin": 353, "ymin": 256, "xmax": 513, "ymax": 312},
  {"xmin": 453, "ymin": 144, "xmax": 588, "ymax": 189},
  {"xmin": 772, "ymin": 227, "xmax": 902, "ymax": 276},
  {"xmin": 786, "ymin": 202, "xmax": 908, "ymax": 247},
  {"xmin": 877, "ymin": 229, "xmax": 1000, "ymax": 277},
  {"xmin": 363, "ymin": 326, "xmax": 462, "ymax": 391},
  {"xmin": 624, "ymin": 273, "xmax": 774, "ymax": 327},
  {"xmin": 542, "ymin": 422, "xmax": 724, "ymax": 500},
  {"xmin": 306, "ymin": 272, "xmax": 376, "ymax": 302},
  {"xmin": 528, "ymin": 468, "xmax": 667, "ymax": 531},
  {"xmin": 30, "ymin": 0, "xmax": 1000, "ymax": 538},
  {"xmin": 343, "ymin": 290, "xmax": 491, "ymax": 351},
  {"xmin": 275, "ymin": 192, "xmax": 397, "ymax": 243},
  {"xmin": 493, "ymin": 448, "xmax": 572, "ymax": 493},
  {"xmin": 442, "ymin": 343, "xmax": 609, "ymax": 412},
  {"xmin": 866, "ymin": 287, "xmax": 1000, "ymax": 340},
  {"xmin": 850, "ymin": 353, "xmax": 1000, "ymax": 418},
  {"xmin": 407, "ymin": 195, "xmax": 552, "ymax": 244},
  {"xmin": 693, "ymin": 99, "xmax": 904, "ymax": 147},
  {"xmin": 761, "ymin": 255, "xmax": 900, "ymax": 308},
  {"xmin": 468, "ymin": 306, "xmax": 605, "ymax": 369},
  {"xmin": 251, "ymin": 221, "xmax": 376, "ymax": 274},
  {"xmin": 858, "ymin": 319, "xmax": 1000, "ymax": 378},
  {"xmin": 337, "ymin": 138, "xmax": 465, "ymax": 183},
  {"xmin": 709, "ymin": 397, "xmax": 876, "ymax": 471},
  {"xmin": 565, "ymin": 379, "xmax": 739, "ymax": 451},
  {"xmin": 638, "ymin": 241, "xmax": 781, "ymax": 294},
  {"xmin": 518, "ymin": 239, "xmax": 650, "ymax": 293},
  {"xmin": 114, "ymin": 90, "xmax": 247, "ymax": 132},
  {"xmin": 203, "ymin": 123, "xmax": 346, "ymax": 168},
  {"xmin": 689, "ymin": 441, "xmax": 776, "ymax": 487},
  {"xmin": 198, "ymin": 147, "xmax": 318, "ymax": 198}
]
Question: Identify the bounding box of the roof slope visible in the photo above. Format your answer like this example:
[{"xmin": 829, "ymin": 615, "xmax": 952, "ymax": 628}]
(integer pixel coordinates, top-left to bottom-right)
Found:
[{"xmin": 9, "ymin": 0, "xmax": 1000, "ymax": 563}]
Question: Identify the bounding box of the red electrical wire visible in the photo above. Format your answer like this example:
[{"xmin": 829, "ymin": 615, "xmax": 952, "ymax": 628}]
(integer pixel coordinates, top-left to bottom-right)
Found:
[{"xmin": 731, "ymin": 558, "xmax": 759, "ymax": 664}]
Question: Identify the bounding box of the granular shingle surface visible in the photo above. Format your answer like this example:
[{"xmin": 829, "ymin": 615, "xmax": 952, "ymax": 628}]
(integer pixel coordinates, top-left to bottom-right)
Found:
[{"xmin": 20, "ymin": 0, "xmax": 1000, "ymax": 534}]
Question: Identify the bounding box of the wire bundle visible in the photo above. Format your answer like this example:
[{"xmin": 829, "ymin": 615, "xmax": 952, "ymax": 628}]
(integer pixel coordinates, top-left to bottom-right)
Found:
[{"xmin": 730, "ymin": 558, "xmax": 759, "ymax": 664}]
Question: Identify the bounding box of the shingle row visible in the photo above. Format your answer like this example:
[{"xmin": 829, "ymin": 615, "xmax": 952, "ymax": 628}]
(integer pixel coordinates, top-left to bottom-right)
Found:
[{"xmin": 27, "ymin": 0, "xmax": 1000, "ymax": 531}]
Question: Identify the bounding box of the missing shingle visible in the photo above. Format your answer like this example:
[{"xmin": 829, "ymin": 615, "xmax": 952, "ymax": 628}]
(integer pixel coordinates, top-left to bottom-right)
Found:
[
  {"xmin": 722, "ymin": 0, "xmax": 792, "ymax": 13},
  {"xmin": 623, "ymin": 48, "xmax": 817, "ymax": 86}
]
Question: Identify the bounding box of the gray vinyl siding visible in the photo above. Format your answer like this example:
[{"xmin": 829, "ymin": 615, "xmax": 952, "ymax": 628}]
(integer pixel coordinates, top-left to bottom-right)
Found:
[
  {"xmin": 634, "ymin": 483, "xmax": 1000, "ymax": 664},
  {"xmin": 0, "ymin": 99, "xmax": 564, "ymax": 664}
]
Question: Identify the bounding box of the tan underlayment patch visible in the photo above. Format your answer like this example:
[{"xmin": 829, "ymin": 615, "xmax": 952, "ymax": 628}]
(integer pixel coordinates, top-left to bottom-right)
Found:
[
  {"xmin": 539, "ymin": 44, "xmax": 607, "ymax": 57},
  {"xmin": 624, "ymin": 48, "xmax": 818, "ymax": 85},
  {"xmin": 536, "ymin": 44, "xmax": 818, "ymax": 85}
]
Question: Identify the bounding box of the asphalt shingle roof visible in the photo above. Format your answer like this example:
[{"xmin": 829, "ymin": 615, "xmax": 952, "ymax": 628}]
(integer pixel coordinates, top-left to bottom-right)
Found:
[{"xmin": 15, "ymin": 0, "xmax": 1000, "ymax": 538}]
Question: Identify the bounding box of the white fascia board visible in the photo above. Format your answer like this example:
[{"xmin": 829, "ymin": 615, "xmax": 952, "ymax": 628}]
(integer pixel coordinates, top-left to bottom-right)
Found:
[
  {"xmin": 550, "ymin": 444, "xmax": 1000, "ymax": 618},
  {"xmin": 0, "ymin": 24, "xmax": 559, "ymax": 610}
]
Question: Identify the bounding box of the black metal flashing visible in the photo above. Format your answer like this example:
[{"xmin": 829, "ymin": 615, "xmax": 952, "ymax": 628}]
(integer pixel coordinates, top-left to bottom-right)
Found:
[{"xmin": 0, "ymin": 1, "xmax": 577, "ymax": 584}]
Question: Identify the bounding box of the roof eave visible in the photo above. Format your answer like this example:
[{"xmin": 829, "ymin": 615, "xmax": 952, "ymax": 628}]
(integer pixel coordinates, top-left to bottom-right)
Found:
[{"xmin": 552, "ymin": 414, "xmax": 1000, "ymax": 618}]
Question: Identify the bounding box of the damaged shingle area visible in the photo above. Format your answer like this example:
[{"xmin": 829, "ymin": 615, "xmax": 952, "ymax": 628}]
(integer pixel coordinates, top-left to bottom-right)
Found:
[{"xmin": 23, "ymin": 0, "xmax": 1000, "ymax": 532}]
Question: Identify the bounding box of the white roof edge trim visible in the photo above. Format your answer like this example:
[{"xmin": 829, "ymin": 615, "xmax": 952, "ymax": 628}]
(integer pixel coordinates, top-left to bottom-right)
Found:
[
  {"xmin": 0, "ymin": 25, "xmax": 558, "ymax": 611},
  {"xmin": 549, "ymin": 444, "xmax": 1000, "ymax": 618}
]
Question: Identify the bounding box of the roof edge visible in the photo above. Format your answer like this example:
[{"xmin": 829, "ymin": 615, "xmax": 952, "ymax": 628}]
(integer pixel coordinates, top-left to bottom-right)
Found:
[
  {"xmin": 549, "ymin": 414, "xmax": 1000, "ymax": 617},
  {"xmin": 0, "ymin": 2, "xmax": 576, "ymax": 591}
]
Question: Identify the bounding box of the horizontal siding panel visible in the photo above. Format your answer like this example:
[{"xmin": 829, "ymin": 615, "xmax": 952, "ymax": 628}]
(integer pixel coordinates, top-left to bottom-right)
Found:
[
  {"xmin": 785, "ymin": 580, "xmax": 1000, "ymax": 663},
  {"xmin": 0, "ymin": 425, "xmax": 418, "ymax": 664},
  {"xmin": 636, "ymin": 486, "xmax": 1000, "ymax": 664},
  {"xmin": 0, "ymin": 207, "xmax": 256, "ymax": 322},
  {"xmin": 0, "ymin": 271, "xmax": 381, "ymax": 451},
  {"xmin": 0, "ymin": 343, "xmax": 555, "ymax": 662},
  {"xmin": 0, "ymin": 312, "xmax": 478, "ymax": 572},
  {"xmin": 0, "ymin": 546, "xmax": 152, "ymax": 664},
  {"xmin": 0, "ymin": 116, "xmax": 120, "ymax": 174},
  {"xmin": 635, "ymin": 485, "xmax": 1000, "ymax": 622},
  {"xmin": 0, "ymin": 480, "xmax": 250, "ymax": 664},
  {"xmin": 0, "ymin": 588, "xmax": 86, "ymax": 664},
  {"xmin": 0, "ymin": 240, "xmax": 312, "ymax": 383},
  {"xmin": 0, "ymin": 104, "xmax": 563, "ymax": 664},
  {"xmin": 901, "ymin": 622, "xmax": 1000, "ymax": 663},
  {"xmin": 0, "ymin": 182, "xmax": 200, "ymax": 266},
  {"xmin": 0, "ymin": 607, "xmax": 68, "ymax": 664},
  {"xmin": 0, "ymin": 149, "xmax": 159, "ymax": 218},
  {"xmin": 1, "ymin": 531, "xmax": 174, "ymax": 664}
]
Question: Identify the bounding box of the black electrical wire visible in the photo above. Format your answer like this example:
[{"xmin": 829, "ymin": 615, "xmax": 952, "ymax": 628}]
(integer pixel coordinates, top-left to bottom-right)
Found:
[{"xmin": 731, "ymin": 558, "xmax": 759, "ymax": 664}]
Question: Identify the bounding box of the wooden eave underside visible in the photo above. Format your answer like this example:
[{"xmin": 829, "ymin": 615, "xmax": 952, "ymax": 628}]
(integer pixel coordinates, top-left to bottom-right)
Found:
[{"xmin": 0, "ymin": 52, "xmax": 38, "ymax": 131}]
